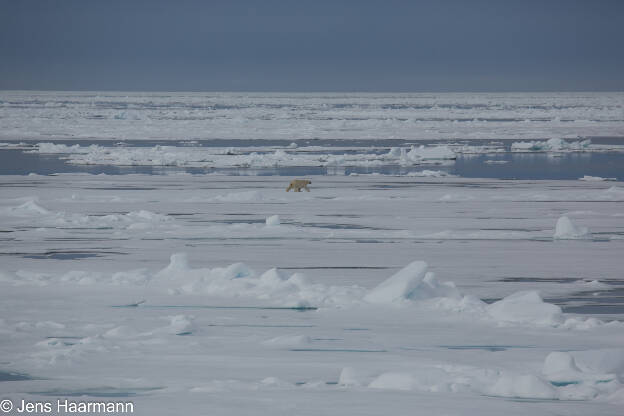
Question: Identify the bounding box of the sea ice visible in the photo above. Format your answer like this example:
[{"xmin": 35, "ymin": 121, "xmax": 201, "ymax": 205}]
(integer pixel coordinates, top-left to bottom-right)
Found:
[
  {"xmin": 541, "ymin": 349, "xmax": 624, "ymax": 400},
  {"xmin": 261, "ymin": 334, "xmax": 311, "ymax": 348},
  {"xmin": 403, "ymin": 145, "xmax": 456, "ymax": 163},
  {"xmin": 405, "ymin": 170, "xmax": 456, "ymax": 177},
  {"xmin": 553, "ymin": 216, "xmax": 592, "ymax": 240},
  {"xmin": 487, "ymin": 291, "xmax": 563, "ymax": 326},
  {"xmin": 543, "ymin": 352, "xmax": 583, "ymax": 380},
  {"xmin": 511, "ymin": 138, "xmax": 592, "ymax": 152},
  {"xmin": 3, "ymin": 92, "xmax": 624, "ymax": 143},
  {"xmin": 1, "ymin": 252, "xmax": 612, "ymax": 332},
  {"xmin": 579, "ymin": 175, "xmax": 616, "ymax": 181},
  {"xmin": 265, "ymin": 215, "xmax": 280, "ymax": 226},
  {"xmin": 2, "ymin": 171, "xmax": 623, "ymax": 415},
  {"xmin": 364, "ymin": 261, "xmax": 460, "ymax": 304},
  {"xmin": 1, "ymin": 199, "xmax": 50, "ymax": 216},
  {"xmin": 369, "ymin": 372, "xmax": 420, "ymax": 391},
  {"xmin": 338, "ymin": 367, "xmax": 369, "ymax": 387},
  {"xmin": 163, "ymin": 314, "xmax": 195, "ymax": 335},
  {"xmin": 486, "ymin": 374, "xmax": 557, "ymax": 399}
]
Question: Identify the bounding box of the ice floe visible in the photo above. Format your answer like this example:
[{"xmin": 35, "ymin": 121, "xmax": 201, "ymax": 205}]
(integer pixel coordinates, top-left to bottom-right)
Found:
[
  {"xmin": 579, "ymin": 175, "xmax": 617, "ymax": 182},
  {"xmin": 511, "ymin": 138, "xmax": 592, "ymax": 152},
  {"xmin": 363, "ymin": 261, "xmax": 460, "ymax": 304},
  {"xmin": 402, "ymin": 145, "xmax": 456, "ymax": 163},
  {"xmin": 27, "ymin": 142, "xmax": 460, "ymax": 169}
]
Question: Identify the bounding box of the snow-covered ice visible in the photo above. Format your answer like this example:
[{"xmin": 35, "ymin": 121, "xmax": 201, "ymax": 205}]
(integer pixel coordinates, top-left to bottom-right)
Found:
[
  {"xmin": 511, "ymin": 138, "xmax": 592, "ymax": 152},
  {"xmin": 553, "ymin": 215, "xmax": 592, "ymax": 240},
  {"xmin": 580, "ymin": 175, "xmax": 617, "ymax": 181},
  {"xmin": 15, "ymin": 138, "xmax": 624, "ymax": 172},
  {"xmin": 265, "ymin": 215, "xmax": 281, "ymax": 226},
  {"xmin": 1, "ymin": 161, "xmax": 623, "ymax": 415},
  {"xmin": 2, "ymin": 91, "xmax": 624, "ymax": 142}
]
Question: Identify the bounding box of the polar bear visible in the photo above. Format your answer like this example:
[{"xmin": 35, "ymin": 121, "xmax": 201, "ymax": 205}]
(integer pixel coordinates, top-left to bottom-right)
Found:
[{"xmin": 286, "ymin": 179, "xmax": 311, "ymax": 192}]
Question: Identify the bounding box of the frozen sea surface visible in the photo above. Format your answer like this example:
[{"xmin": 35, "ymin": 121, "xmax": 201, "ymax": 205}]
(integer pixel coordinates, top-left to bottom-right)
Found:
[
  {"xmin": 1, "ymin": 172, "xmax": 624, "ymax": 415},
  {"xmin": 1, "ymin": 91, "xmax": 624, "ymax": 414},
  {"xmin": 1, "ymin": 91, "xmax": 623, "ymax": 142}
]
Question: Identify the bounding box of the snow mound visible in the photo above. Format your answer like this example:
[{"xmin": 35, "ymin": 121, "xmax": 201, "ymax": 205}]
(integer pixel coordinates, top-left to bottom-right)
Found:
[
  {"xmin": 541, "ymin": 350, "xmax": 624, "ymax": 400},
  {"xmin": 339, "ymin": 367, "xmax": 370, "ymax": 387},
  {"xmin": 151, "ymin": 253, "xmax": 203, "ymax": 291},
  {"xmin": 487, "ymin": 291, "xmax": 563, "ymax": 326},
  {"xmin": 2, "ymin": 199, "xmax": 50, "ymax": 216},
  {"xmin": 164, "ymin": 314, "xmax": 195, "ymax": 335},
  {"xmin": 553, "ymin": 216, "xmax": 592, "ymax": 240},
  {"xmin": 543, "ymin": 352, "xmax": 581, "ymax": 377},
  {"xmin": 364, "ymin": 261, "xmax": 460, "ymax": 304},
  {"xmin": 486, "ymin": 374, "xmax": 557, "ymax": 399}
]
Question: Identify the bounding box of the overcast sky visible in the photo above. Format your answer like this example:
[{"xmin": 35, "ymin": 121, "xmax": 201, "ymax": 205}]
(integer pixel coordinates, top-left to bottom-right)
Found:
[{"xmin": 1, "ymin": 0, "xmax": 623, "ymax": 92}]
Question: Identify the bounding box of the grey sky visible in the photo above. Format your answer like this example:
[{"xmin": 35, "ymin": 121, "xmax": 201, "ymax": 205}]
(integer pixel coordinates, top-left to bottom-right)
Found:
[{"xmin": 1, "ymin": 0, "xmax": 623, "ymax": 91}]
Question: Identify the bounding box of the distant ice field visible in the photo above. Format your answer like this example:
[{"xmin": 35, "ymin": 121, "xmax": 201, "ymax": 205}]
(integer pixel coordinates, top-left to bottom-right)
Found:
[{"xmin": 1, "ymin": 91, "xmax": 623, "ymax": 142}]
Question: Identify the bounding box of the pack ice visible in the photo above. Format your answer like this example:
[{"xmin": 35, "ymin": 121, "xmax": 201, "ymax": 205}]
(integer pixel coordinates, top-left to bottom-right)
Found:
[{"xmin": 1, "ymin": 172, "xmax": 623, "ymax": 416}]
